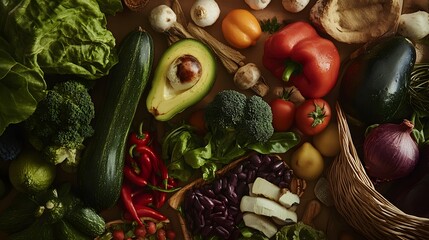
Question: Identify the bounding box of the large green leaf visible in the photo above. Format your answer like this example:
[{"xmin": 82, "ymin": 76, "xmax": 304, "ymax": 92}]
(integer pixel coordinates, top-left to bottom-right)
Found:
[
  {"xmin": 0, "ymin": 0, "xmax": 118, "ymax": 80},
  {"xmin": 0, "ymin": 37, "xmax": 46, "ymax": 134}
]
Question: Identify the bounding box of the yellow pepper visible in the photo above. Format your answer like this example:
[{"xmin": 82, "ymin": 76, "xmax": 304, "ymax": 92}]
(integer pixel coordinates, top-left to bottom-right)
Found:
[{"xmin": 221, "ymin": 9, "xmax": 262, "ymax": 49}]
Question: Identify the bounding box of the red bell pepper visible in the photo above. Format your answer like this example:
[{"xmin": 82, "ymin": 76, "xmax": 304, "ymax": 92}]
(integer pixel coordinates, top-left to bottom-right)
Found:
[{"xmin": 262, "ymin": 21, "xmax": 340, "ymax": 98}]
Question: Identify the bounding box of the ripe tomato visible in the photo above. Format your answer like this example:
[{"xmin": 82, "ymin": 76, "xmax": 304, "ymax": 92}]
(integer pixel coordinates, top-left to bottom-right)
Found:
[
  {"xmin": 295, "ymin": 99, "xmax": 331, "ymax": 136},
  {"xmin": 270, "ymin": 98, "xmax": 296, "ymax": 132}
]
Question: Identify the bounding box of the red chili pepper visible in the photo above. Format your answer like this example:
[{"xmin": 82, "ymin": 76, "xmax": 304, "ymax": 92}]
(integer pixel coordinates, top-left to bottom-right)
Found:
[
  {"xmin": 132, "ymin": 192, "xmax": 154, "ymax": 208},
  {"xmin": 262, "ymin": 21, "xmax": 340, "ymax": 98},
  {"xmin": 123, "ymin": 165, "xmax": 148, "ymax": 187},
  {"xmin": 129, "ymin": 122, "xmax": 151, "ymax": 147},
  {"xmin": 137, "ymin": 146, "xmax": 168, "ymax": 188},
  {"xmin": 155, "ymin": 191, "xmax": 167, "ymax": 209},
  {"xmin": 139, "ymin": 153, "xmax": 153, "ymax": 180},
  {"xmin": 121, "ymin": 184, "xmax": 143, "ymax": 226},
  {"xmin": 123, "ymin": 205, "xmax": 169, "ymax": 222}
]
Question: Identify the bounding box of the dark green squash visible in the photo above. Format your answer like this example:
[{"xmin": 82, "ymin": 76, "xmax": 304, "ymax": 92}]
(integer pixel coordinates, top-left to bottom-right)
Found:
[
  {"xmin": 77, "ymin": 27, "xmax": 154, "ymax": 210},
  {"xmin": 339, "ymin": 36, "xmax": 416, "ymax": 126}
]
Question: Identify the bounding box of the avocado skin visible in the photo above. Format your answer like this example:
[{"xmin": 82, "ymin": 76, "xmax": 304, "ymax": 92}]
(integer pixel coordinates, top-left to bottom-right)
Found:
[{"xmin": 339, "ymin": 36, "xmax": 416, "ymax": 126}]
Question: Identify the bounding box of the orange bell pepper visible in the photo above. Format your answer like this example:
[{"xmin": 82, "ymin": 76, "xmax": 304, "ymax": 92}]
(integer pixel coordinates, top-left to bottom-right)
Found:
[{"xmin": 221, "ymin": 9, "xmax": 262, "ymax": 49}]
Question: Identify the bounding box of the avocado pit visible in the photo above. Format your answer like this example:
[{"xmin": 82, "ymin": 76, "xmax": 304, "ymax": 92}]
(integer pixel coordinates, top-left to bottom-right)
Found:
[{"xmin": 167, "ymin": 54, "xmax": 202, "ymax": 91}]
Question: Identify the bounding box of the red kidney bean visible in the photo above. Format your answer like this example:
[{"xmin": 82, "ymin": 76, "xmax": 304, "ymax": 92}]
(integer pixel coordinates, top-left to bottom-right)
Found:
[
  {"xmin": 213, "ymin": 205, "xmax": 225, "ymax": 213},
  {"xmin": 201, "ymin": 188, "xmax": 216, "ymax": 199},
  {"xmin": 246, "ymin": 169, "xmax": 256, "ymax": 183},
  {"xmin": 249, "ymin": 154, "xmax": 262, "ymax": 167},
  {"xmin": 210, "ymin": 198, "xmax": 223, "ymax": 206},
  {"xmin": 213, "ymin": 179, "xmax": 222, "ymax": 194},
  {"xmin": 201, "ymin": 225, "xmax": 213, "ymax": 237},
  {"xmin": 234, "ymin": 163, "xmax": 243, "ymax": 174},
  {"xmin": 237, "ymin": 172, "xmax": 247, "ymax": 180},
  {"xmin": 221, "ymin": 176, "xmax": 228, "ymax": 190},
  {"xmin": 261, "ymin": 155, "xmax": 272, "ymax": 165},
  {"xmin": 270, "ymin": 160, "xmax": 284, "ymax": 172},
  {"xmin": 194, "ymin": 197, "xmax": 204, "ymax": 213},
  {"xmin": 199, "ymin": 196, "xmax": 214, "ymax": 210},
  {"xmin": 229, "ymin": 173, "xmax": 238, "ymax": 187},
  {"xmin": 215, "ymin": 226, "xmax": 230, "ymax": 239},
  {"xmin": 278, "ymin": 181, "xmax": 290, "ymax": 188},
  {"xmin": 217, "ymin": 194, "xmax": 229, "ymax": 204}
]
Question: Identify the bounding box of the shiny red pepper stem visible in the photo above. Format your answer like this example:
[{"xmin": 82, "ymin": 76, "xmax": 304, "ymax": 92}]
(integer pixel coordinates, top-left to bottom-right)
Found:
[
  {"xmin": 282, "ymin": 59, "xmax": 301, "ymax": 82},
  {"xmin": 121, "ymin": 184, "xmax": 143, "ymax": 226},
  {"xmin": 129, "ymin": 122, "xmax": 151, "ymax": 147}
]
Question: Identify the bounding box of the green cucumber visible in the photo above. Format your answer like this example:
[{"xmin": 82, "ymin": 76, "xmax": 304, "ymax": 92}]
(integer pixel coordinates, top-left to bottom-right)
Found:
[
  {"xmin": 77, "ymin": 27, "xmax": 154, "ymax": 210},
  {"xmin": 55, "ymin": 220, "xmax": 91, "ymax": 240},
  {"xmin": 65, "ymin": 207, "xmax": 105, "ymax": 237}
]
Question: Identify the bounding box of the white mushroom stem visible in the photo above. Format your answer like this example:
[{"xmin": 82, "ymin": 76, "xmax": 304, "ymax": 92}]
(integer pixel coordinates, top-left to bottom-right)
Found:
[
  {"xmin": 244, "ymin": 0, "xmax": 271, "ymax": 10},
  {"xmin": 190, "ymin": 0, "xmax": 221, "ymax": 27},
  {"xmin": 397, "ymin": 11, "xmax": 429, "ymax": 41},
  {"xmin": 282, "ymin": 0, "xmax": 310, "ymax": 13},
  {"xmin": 234, "ymin": 63, "xmax": 269, "ymax": 97}
]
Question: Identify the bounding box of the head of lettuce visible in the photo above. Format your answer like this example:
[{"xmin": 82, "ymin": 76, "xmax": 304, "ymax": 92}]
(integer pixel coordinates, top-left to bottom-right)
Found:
[{"xmin": 0, "ymin": 0, "xmax": 121, "ymax": 134}]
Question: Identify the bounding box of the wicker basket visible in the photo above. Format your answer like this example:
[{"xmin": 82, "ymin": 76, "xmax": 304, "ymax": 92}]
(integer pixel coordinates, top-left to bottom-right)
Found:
[
  {"xmin": 123, "ymin": 0, "xmax": 149, "ymax": 12},
  {"xmin": 331, "ymin": 103, "xmax": 429, "ymax": 239}
]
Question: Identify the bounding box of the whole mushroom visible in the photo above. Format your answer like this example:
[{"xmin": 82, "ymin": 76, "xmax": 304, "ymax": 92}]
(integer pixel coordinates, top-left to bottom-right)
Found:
[
  {"xmin": 234, "ymin": 63, "xmax": 269, "ymax": 97},
  {"xmin": 245, "ymin": 0, "xmax": 272, "ymax": 10}
]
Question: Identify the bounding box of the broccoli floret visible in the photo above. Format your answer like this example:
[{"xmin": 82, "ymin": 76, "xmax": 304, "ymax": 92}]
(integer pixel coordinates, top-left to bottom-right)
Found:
[
  {"xmin": 237, "ymin": 95, "xmax": 274, "ymax": 144},
  {"xmin": 204, "ymin": 90, "xmax": 247, "ymax": 135},
  {"xmin": 24, "ymin": 80, "xmax": 94, "ymax": 167},
  {"xmin": 205, "ymin": 90, "xmax": 274, "ymax": 147},
  {"xmin": 0, "ymin": 124, "xmax": 23, "ymax": 161}
]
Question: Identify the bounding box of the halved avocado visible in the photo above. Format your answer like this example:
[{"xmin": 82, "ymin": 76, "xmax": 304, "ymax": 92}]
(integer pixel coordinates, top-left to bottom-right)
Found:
[{"xmin": 146, "ymin": 39, "xmax": 216, "ymax": 121}]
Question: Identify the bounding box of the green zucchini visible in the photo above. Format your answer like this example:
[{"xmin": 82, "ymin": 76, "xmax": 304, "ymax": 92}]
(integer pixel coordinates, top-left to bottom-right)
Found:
[
  {"xmin": 77, "ymin": 27, "xmax": 154, "ymax": 210},
  {"xmin": 55, "ymin": 220, "xmax": 91, "ymax": 240},
  {"xmin": 65, "ymin": 207, "xmax": 105, "ymax": 237}
]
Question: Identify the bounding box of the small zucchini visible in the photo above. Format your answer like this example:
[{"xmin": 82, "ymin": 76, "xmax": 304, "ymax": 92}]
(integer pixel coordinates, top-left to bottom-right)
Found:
[{"xmin": 77, "ymin": 27, "xmax": 154, "ymax": 210}]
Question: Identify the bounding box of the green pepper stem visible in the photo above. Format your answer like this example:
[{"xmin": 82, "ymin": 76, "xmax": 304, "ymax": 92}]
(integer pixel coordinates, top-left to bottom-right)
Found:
[{"xmin": 282, "ymin": 60, "xmax": 301, "ymax": 82}]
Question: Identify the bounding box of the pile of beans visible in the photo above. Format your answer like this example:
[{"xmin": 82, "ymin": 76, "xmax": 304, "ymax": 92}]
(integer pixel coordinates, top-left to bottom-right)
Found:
[{"xmin": 182, "ymin": 154, "xmax": 294, "ymax": 239}]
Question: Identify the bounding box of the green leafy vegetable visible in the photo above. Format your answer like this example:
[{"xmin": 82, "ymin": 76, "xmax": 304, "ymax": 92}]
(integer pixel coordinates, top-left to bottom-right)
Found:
[
  {"xmin": 0, "ymin": 0, "xmax": 118, "ymax": 80},
  {"xmin": 274, "ymin": 222, "xmax": 326, "ymax": 240},
  {"xmin": 95, "ymin": 0, "xmax": 123, "ymax": 15},
  {"xmin": 0, "ymin": 37, "xmax": 46, "ymax": 134}
]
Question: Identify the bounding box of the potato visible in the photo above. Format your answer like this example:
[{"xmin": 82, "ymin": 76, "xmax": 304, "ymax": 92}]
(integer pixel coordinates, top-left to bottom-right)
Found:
[{"xmin": 312, "ymin": 121, "xmax": 340, "ymax": 157}]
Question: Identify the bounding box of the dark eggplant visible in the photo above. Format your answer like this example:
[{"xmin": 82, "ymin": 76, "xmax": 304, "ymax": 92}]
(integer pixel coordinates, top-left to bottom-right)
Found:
[{"xmin": 339, "ymin": 36, "xmax": 416, "ymax": 125}]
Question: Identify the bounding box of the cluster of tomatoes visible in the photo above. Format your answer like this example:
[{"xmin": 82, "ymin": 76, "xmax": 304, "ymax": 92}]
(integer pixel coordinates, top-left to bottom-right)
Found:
[{"xmin": 269, "ymin": 88, "xmax": 332, "ymax": 136}]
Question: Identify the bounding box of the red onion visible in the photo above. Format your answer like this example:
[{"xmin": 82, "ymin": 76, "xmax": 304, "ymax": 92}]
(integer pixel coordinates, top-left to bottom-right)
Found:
[{"xmin": 363, "ymin": 120, "xmax": 419, "ymax": 181}]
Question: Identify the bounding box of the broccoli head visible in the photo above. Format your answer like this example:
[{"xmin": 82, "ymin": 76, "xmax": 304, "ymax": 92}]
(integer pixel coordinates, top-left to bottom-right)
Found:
[
  {"xmin": 205, "ymin": 90, "xmax": 274, "ymax": 146},
  {"xmin": 24, "ymin": 80, "xmax": 95, "ymax": 167},
  {"xmin": 237, "ymin": 95, "xmax": 274, "ymax": 144},
  {"xmin": 204, "ymin": 90, "xmax": 247, "ymax": 135}
]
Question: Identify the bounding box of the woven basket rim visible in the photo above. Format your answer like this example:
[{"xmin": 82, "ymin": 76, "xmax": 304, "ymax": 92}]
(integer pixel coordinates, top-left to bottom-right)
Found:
[{"xmin": 330, "ymin": 102, "xmax": 429, "ymax": 240}]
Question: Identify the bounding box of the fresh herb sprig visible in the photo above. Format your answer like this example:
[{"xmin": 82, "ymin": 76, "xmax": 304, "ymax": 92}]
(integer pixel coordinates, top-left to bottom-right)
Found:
[{"xmin": 259, "ymin": 17, "xmax": 284, "ymax": 34}]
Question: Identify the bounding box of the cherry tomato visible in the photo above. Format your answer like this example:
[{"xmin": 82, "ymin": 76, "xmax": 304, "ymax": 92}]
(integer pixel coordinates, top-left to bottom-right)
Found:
[
  {"xmin": 270, "ymin": 98, "xmax": 296, "ymax": 132},
  {"xmin": 295, "ymin": 99, "xmax": 331, "ymax": 136},
  {"xmin": 156, "ymin": 228, "xmax": 167, "ymax": 240},
  {"xmin": 188, "ymin": 109, "xmax": 207, "ymax": 135},
  {"xmin": 134, "ymin": 225, "xmax": 147, "ymax": 238},
  {"xmin": 166, "ymin": 229, "xmax": 176, "ymax": 239},
  {"xmin": 112, "ymin": 229, "xmax": 125, "ymax": 240},
  {"xmin": 146, "ymin": 221, "xmax": 157, "ymax": 235}
]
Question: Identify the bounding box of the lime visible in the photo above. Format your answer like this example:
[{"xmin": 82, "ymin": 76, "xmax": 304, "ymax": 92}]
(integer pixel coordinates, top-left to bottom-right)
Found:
[{"xmin": 9, "ymin": 148, "xmax": 56, "ymax": 193}]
